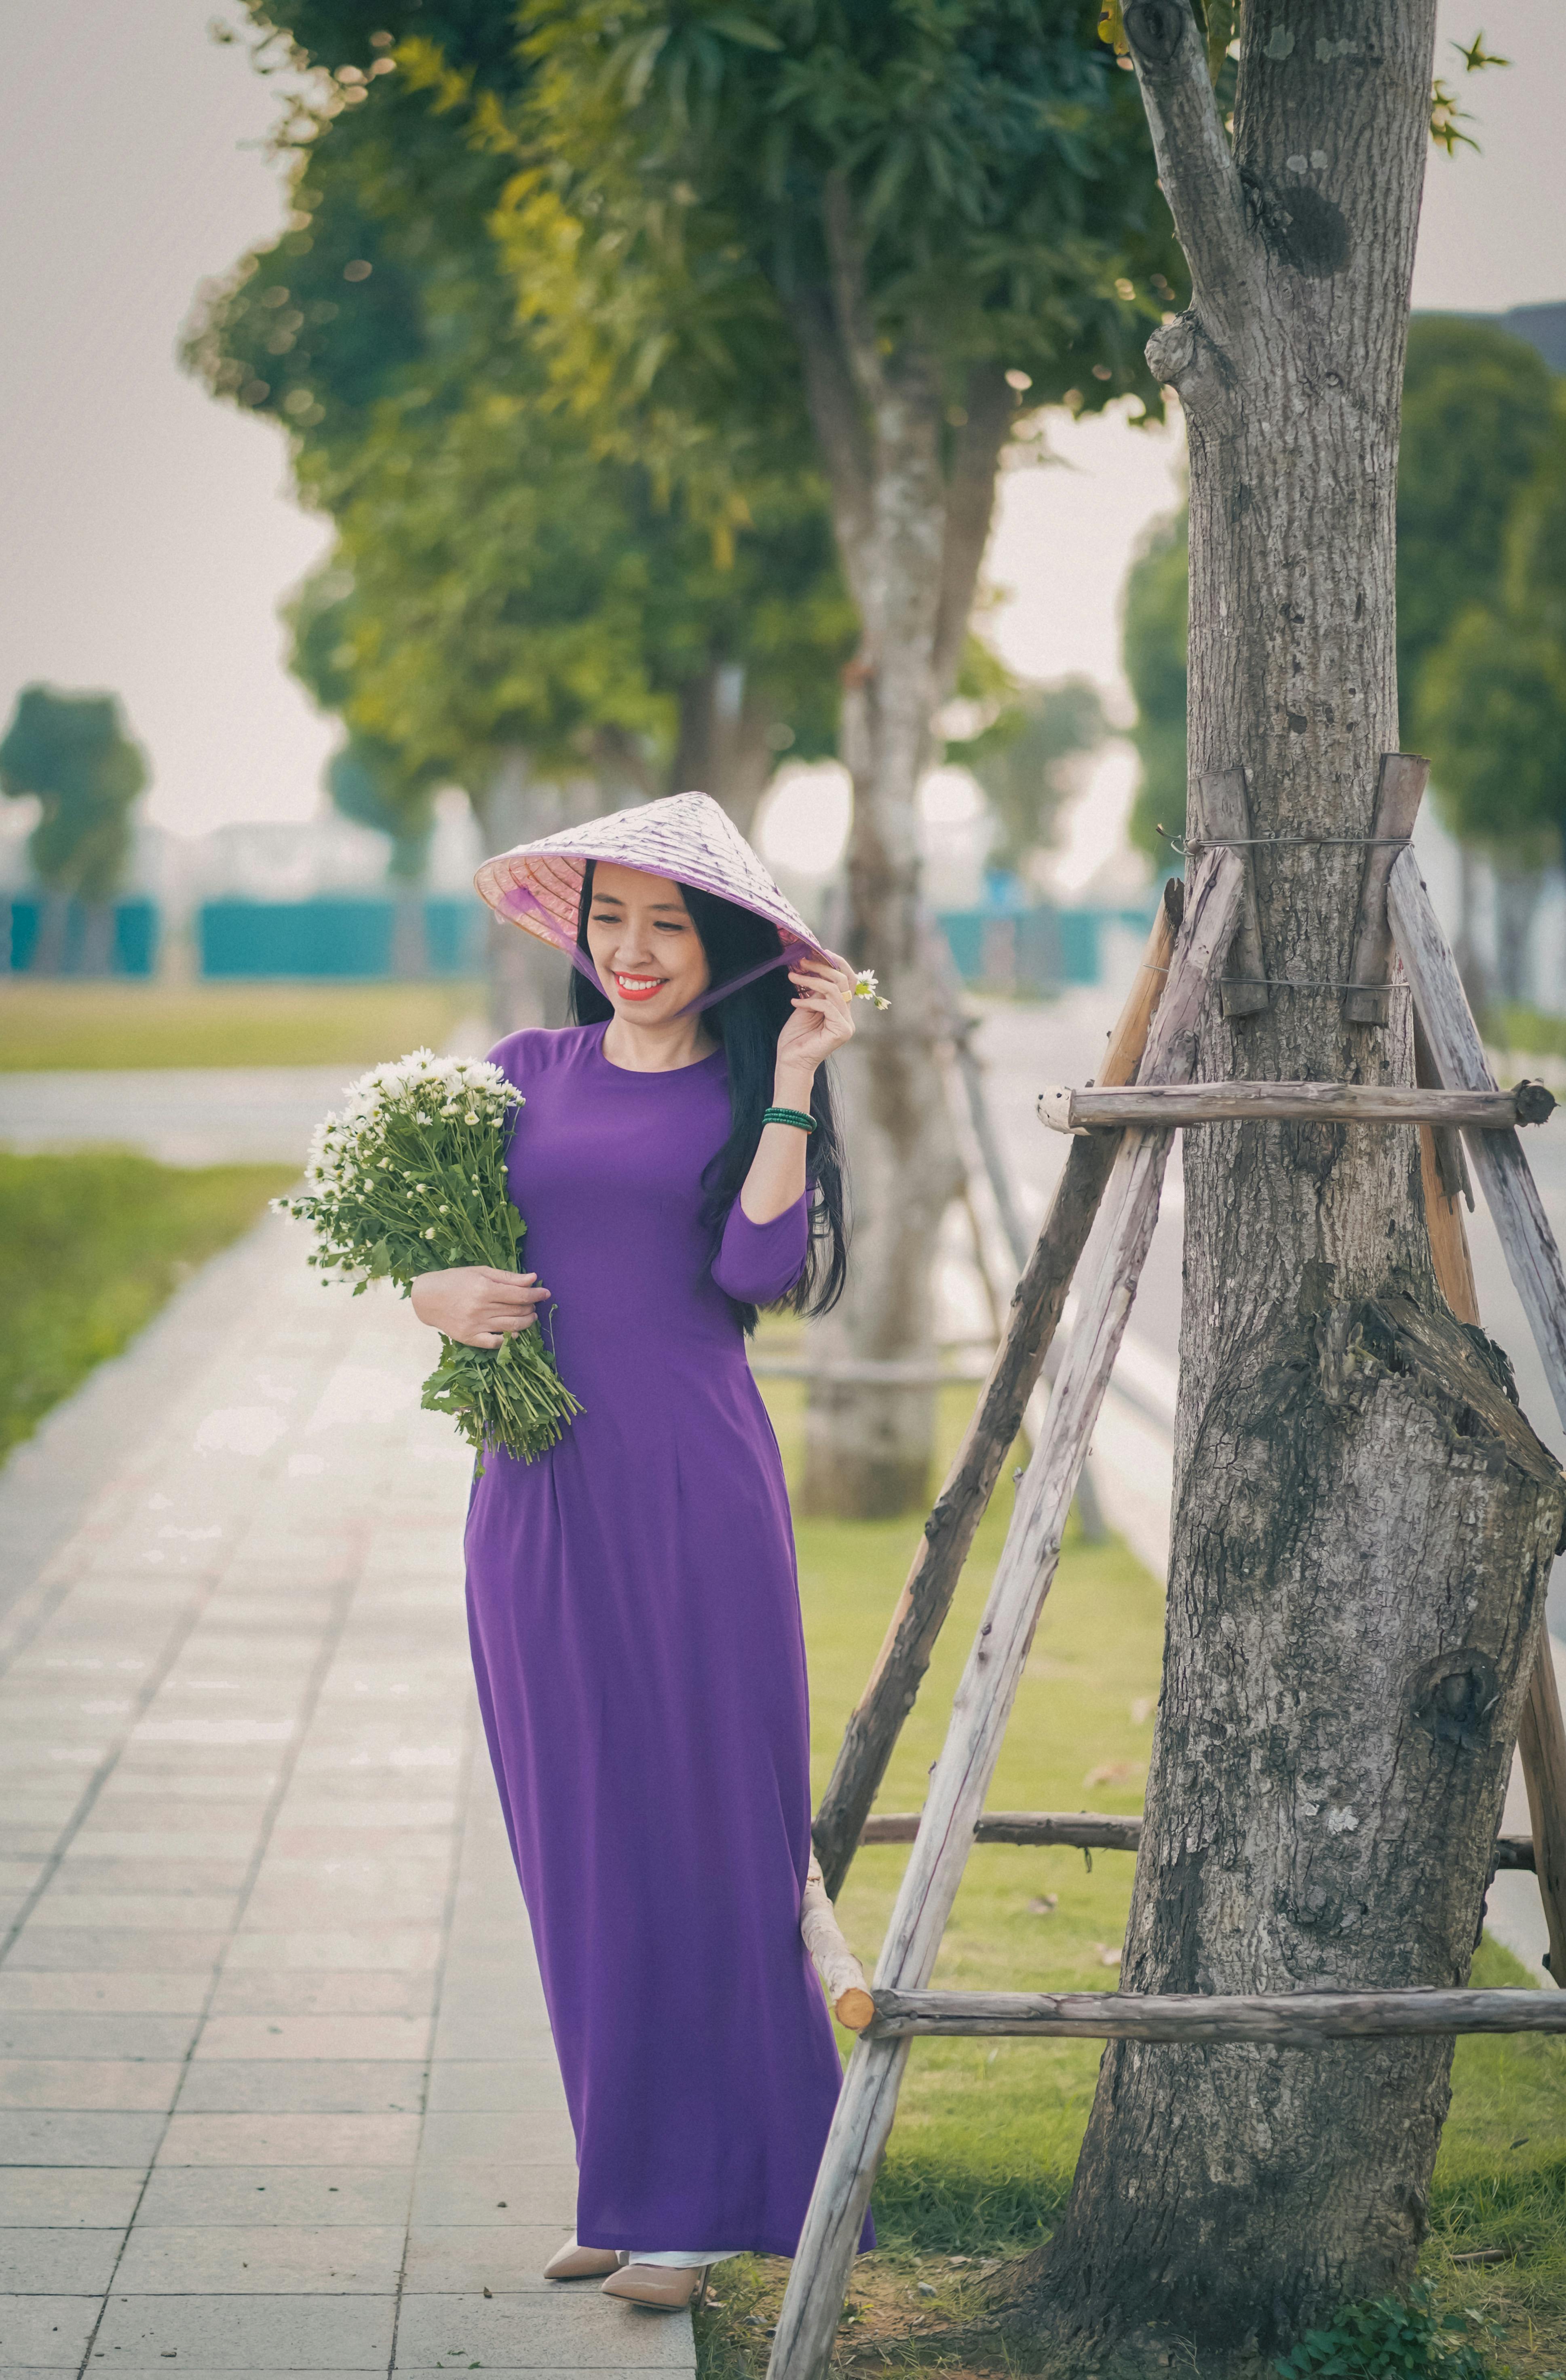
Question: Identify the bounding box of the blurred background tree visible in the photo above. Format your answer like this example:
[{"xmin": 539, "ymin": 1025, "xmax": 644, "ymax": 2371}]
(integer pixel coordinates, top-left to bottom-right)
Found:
[
  {"xmin": 1122, "ymin": 320, "xmax": 1565, "ymax": 955},
  {"xmin": 0, "ymin": 686, "xmax": 149, "ymax": 976},
  {"xmin": 946, "ymin": 670, "xmax": 1110, "ymax": 879},
  {"xmin": 508, "ymin": 0, "xmax": 1181, "ymax": 1514}
]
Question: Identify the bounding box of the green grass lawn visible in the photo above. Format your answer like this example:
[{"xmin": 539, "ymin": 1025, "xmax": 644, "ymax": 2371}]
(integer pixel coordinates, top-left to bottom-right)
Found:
[
  {"xmin": 705, "ymin": 1377, "xmax": 1566, "ymax": 2375},
  {"xmin": 0, "ymin": 980, "xmax": 486, "ymax": 1070},
  {"xmin": 0, "ymin": 1151, "xmax": 296, "ymax": 1457}
]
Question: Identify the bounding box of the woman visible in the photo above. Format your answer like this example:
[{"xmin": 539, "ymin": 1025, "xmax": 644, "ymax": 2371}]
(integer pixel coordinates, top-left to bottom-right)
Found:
[{"xmin": 411, "ymin": 793, "xmax": 869, "ymax": 2308}]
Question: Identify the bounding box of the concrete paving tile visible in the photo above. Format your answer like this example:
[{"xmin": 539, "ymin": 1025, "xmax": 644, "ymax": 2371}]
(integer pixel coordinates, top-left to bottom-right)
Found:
[
  {"xmin": 113, "ymin": 2226, "xmax": 405, "ymax": 2295},
  {"xmin": 28, "ymin": 1893, "xmax": 241, "ymax": 1932},
  {"xmin": 175, "ymin": 2066, "xmax": 426, "ymax": 2116},
  {"xmin": 400, "ymin": 2228, "xmax": 569, "ymax": 2295},
  {"xmin": 428, "ymin": 2021, "xmax": 555, "ymax": 2068},
  {"xmin": 156, "ymin": 2114, "xmax": 421, "ymax": 2168},
  {"xmin": 264, "ymin": 1832, "xmax": 452, "ymax": 1863},
  {"xmin": 273, "ymin": 1805, "xmax": 457, "ymax": 1834},
  {"xmin": 0, "ymin": 2291, "xmax": 101, "ymax": 2365},
  {"xmin": 56, "ymin": 1860, "xmax": 253, "ymax": 1895},
  {"xmin": 223, "ymin": 1935, "xmax": 441, "ymax": 1974},
  {"xmin": 95, "ymin": 1776, "xmax": 279, "ymax": 1807},
  {"xmin": 394, "ymin": 2292, "xmax": 694, "ymax": 2369},
  {"xmin": 407, "ymin": 2170, "xmax": 577, "ymax": 2229},
  {"xmin": 0, "ymin": 2063, "xmax": 184, "ymax": 2113},
  {"xmin": 242, "ymin": 1893, "xmax": 447, "ymax": 1933},
  {"xmin": 7, "ymin": 1931, "xmax": 228, "ymax": 1974},
  {"xmin": 193, "ymin": 2018, "xmax": 431, "ymax": 2064},
  {"xmin": 0, "ymin": 2019, "xmax": 199, "ymax": 2062},
  {"xmin": 424, "ymin": 2069, "xmax": 566, "ymax": 2116},
  {"xmin": 0, "ymin": 1833, "xmax": 70, "ymax": 1861},
  {"xmin": 0, "ymin": 2171, "xmax": 144, "ymax": 2228},
  {"xmin": 91, "ymin": 2291, "xmax": 397, "ymax": 2367},
  {"xmin": 0, "ymin": 1977, "xmax": 209, "ymax": 2017},
  {"xmin": 206, "ymin": 1976, "xmax": 436, "ymax": 2021},
  {"xmin": 0, "ymin": 2111, "xmax": 165, "ymax": 2166},
  {"xmin": 69, "ymin": 1834, "xmax": 261, "ymax": 1861},
  {"xmin": 137, "ymin": 2171, "xmax": 412, "ymax": 2228},
  {"xmin": 416, "ymin": 2116, "xmax": 576, "ymax": 2169},
  {"xmin": 0, "ymin": 2228, "xmax": 125, "ymax": 2292}
]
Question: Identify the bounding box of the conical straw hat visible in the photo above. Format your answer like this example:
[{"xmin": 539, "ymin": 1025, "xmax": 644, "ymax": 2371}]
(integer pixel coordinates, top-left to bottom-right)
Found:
[{"xmin": 474, "ymin": 791, "xmax": 825, "ymax": 978}]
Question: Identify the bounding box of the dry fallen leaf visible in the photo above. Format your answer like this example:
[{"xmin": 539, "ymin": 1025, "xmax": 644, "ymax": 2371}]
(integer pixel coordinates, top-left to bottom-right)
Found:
[
  {"xmin": 1028, "ymin": 1893, "xmax": 1059, "ymax": 1916},
  {"xmin": 1130, "ymin": 1695, "xmax": 1154, "ymax": 1724},
  {"xmin": 1096, "ymin": 1942, "xmax": 1123, "ymax": 1967}
]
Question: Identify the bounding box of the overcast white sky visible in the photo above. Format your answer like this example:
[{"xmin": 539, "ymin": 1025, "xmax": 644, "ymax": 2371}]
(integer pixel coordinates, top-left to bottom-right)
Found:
[{"xmin": 0, "ymin": 0, "xmax": 1561, "ymax": 844}]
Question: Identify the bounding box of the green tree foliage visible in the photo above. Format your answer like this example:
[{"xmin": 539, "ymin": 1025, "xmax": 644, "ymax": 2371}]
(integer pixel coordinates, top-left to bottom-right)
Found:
[
  {"xmin": 1397, "ymin": 316, "xmax": 1556, "ymax": 721},
  {"xmin": 947, "ymin": 675, "xmax": 1110, "ymax": 875},
  {"xmin": 1122, "ymin": 321, "xmax": 1560, "ymax": 860},
  {"xmin": 1418, "ymin": 400, "xmax": 1566, "ymax": 863},
  {"xmin": 183, "ymin": 11, "xmax": 854, "ymax": 827},
  {"xmin": 1122, "ymin": 506, "xmax": 1188, "ymax": 862},
  {"xmin": 0, "ymin": 686, "xmax": 148, "ymax": 903}
]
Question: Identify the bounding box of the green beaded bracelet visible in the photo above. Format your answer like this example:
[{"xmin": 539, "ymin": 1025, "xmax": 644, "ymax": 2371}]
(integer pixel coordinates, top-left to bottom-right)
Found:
[{"xmin": 763, "ymin": 1105, "xmax": 816, "ymax": 1134}]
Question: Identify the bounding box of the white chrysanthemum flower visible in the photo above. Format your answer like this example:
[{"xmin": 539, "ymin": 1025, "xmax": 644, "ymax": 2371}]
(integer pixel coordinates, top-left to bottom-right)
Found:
[{"xmin": 853, "ymin": 969, "xmax": 891, "ymax": 1010}]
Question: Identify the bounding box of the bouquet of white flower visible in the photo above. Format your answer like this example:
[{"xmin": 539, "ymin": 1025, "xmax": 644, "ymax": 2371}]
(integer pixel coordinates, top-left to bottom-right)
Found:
[{"xmin": 275, "ymin": 1048, "xmax": 581, "ymax": 1465}]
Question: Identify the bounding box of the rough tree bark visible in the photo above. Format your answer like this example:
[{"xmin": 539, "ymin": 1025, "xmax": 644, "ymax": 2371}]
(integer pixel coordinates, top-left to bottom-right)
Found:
[
  {"xmin": 670, "ymin": 663, "xmax": 775, "ymax": 837},
  {"xmin": 1008, "ymin": 1, "xmax": 1566, "ymax": 2360},
  {"xmin": 788, "ymin": 183, "xmax": 1013, "ymax": 1516}
]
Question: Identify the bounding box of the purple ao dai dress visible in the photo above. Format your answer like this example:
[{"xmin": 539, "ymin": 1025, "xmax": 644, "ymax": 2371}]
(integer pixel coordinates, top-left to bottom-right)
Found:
[{"xmin": 462, "ymin": 1021, "xmax": 866, "ymax": 2258}]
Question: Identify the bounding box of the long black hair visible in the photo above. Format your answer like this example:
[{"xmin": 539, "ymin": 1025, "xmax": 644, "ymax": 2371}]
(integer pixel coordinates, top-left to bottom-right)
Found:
[{"xmin": 568, "ymin": 858, "xmax": 849, "ymax": 1327}]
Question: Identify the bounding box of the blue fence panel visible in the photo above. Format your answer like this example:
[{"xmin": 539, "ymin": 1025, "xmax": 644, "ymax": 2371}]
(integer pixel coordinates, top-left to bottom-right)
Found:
[
  {"xmin": 197, "ymin": 895, "xmax": 489, "ymax": 980},
  {"xmin": 199, "ymin": 899, "xmax": 396, "ymax": 979},
  {"xmin": 425, "ymin": 897, "xmax": 487, "ymax": 977},
  {"xmin": 4, "ymin": 896, "xmax": 159, "ymax": 975}
]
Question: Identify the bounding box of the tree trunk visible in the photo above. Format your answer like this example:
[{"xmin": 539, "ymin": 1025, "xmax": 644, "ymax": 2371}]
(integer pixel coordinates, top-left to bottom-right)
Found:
[
  {"xmin": 1492, "ymin": 868, "xmax": 1542, "ymax": 1008},
  {"xmin": 78, "ymin": 901, "xmax": 117, "ymax": 978},
  {"xmin": 389, "ymin": 887, "xmax": 430, "ymax": 982},
  {"xmin": 474, "ymin": 748, "xmax": 572, "ymax": 1036},
  {"xmin": 671, "ymin": 662, "xmax": 775, "ymax": 837},
  {"xmin": 787, "ymin": 191, "xmax": 1012, "ymax": 1515},
  {"xmin": 1011, "ymin": 1, "xmax": 1566, "ymax": 2359},
  {"xmin": 29, "ymin": 890, "xmax": 70, "ymax": 977}
]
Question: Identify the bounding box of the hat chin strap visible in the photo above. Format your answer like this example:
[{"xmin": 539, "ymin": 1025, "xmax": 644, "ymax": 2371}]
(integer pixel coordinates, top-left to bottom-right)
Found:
[{"xmin": 502, "ymin": 879, "xmax": 810, "ymax": 1019}]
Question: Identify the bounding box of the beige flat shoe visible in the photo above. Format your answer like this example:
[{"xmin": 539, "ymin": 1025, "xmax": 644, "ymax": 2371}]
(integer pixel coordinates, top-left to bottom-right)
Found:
[
  {"xmin": 600, "ymin": 2262, "xmax": 707, "ymax": 2309},
  {"xmin": 543, "ymin": 2238, "xmax": 621, "ymax": 2281}
]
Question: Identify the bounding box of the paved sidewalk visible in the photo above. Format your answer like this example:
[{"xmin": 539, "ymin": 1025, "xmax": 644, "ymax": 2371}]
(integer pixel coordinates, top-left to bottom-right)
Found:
[{"xmin": 0, "ymin": 1215, "xmax": 694, "ymax": 2380}]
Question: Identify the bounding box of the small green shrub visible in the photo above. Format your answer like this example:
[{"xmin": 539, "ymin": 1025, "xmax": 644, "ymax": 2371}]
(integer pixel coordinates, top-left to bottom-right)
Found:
[{"xmin": 1277, "ymin": 2281, "xmax": 1517, "ymax": 2380}]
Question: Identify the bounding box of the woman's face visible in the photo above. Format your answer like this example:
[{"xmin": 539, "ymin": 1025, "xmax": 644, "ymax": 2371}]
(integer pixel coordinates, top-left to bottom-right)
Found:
[{"xmin": 585, "ymin": 864, "xmax": 711, "ymax": 1023}]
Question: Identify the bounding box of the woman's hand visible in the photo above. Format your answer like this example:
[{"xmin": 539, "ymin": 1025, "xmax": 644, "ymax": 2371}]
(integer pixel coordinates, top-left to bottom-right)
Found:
[
  {"xmin": 773, "ymin": 952, "xmax": 857, "ymax": 1088},
  {"xmin": 410, "ymin": 1266, "xmax": 549, "ymax": 1349}
]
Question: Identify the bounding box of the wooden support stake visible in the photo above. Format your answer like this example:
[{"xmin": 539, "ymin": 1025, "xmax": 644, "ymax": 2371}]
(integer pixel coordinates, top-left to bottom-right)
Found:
[
  {"xmin": 1388, "ymin": 846, "xmax": 1566, "ymax": 1984},
  {"xmin": 769, "ymin": 854, "xmax": 1245, "ymax": 2380},
  {"xmin": 1194, "ymin": 766, "xmax": 1269, "ymax": 1018},
  {"xmin": 808, "ymin": 879, "xmax": 1185, "ymax": 1901},
  {"xmin": 800, "ymin": 1859, "xmax": 875, "ymax": 2032},
  {"xmin": 1039, "ymin": 1082, "xmax": 1552, "ymax": 1134},
  {"xmin": 868, "ymin": 1984, "xmax": 1566, "ymax": 2044},
  {"xmin": 1343, "ymin": 752, "xmax": 1430, "ymax": 1026}
]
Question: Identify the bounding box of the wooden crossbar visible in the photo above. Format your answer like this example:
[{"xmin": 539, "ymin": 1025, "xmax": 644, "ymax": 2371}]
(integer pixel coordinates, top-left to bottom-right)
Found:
[
  {"xmin": 867, "ymin": 1986, "xmax": 1566, "ymax": 2043},
  {"xmin": 858, "ymin": 1811, "xmax": 1538, "ymax": 1870},
  {"xmin": 1039, "ymin": 1082, "xmax": 1555, "ymax": 1134}
]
